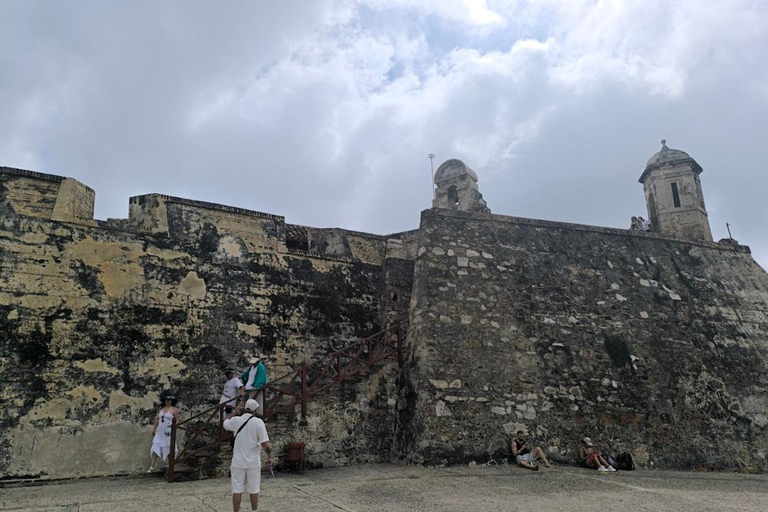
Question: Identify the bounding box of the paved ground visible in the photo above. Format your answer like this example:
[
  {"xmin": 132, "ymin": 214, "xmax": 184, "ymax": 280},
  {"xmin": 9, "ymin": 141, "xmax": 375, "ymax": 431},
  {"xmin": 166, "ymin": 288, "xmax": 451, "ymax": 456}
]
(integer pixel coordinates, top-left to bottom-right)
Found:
[{"xmin": 2, "ymin": 463, "xmax": 767, "ymax": 512}]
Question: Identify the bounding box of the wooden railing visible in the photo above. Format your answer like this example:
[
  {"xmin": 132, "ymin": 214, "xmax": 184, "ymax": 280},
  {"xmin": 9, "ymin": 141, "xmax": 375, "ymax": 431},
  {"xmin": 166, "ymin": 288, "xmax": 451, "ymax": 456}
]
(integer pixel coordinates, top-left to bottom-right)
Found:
[
  {"xmin": 261, "ymin": 321, "xmax": 407, "ymax": 420},
  {"xmin": 167, "ymin": 320, "xmax": 407, "ymax": 482}
]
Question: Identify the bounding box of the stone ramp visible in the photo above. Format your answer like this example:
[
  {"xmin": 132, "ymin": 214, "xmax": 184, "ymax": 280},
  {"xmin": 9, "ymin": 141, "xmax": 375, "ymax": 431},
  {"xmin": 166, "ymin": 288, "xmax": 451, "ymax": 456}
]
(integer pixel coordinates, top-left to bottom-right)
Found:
[{"xmin": 2, "ymin": 463, "xmax": 767, "ymax": 512}]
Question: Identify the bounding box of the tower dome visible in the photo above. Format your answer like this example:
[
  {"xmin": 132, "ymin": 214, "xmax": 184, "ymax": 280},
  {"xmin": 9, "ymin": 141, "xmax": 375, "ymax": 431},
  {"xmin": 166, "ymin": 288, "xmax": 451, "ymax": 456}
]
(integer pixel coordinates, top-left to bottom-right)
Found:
[
  {"xmin": 434, "ymin": 159, "xmax": 478, "ymax": 184},
  {"xmin": 432, "ymin": 158, "xmax": 489, "ymax": 213},
  {"xmin": 639, "ymin": 140, "xmax": 701, "ymax": 184}
]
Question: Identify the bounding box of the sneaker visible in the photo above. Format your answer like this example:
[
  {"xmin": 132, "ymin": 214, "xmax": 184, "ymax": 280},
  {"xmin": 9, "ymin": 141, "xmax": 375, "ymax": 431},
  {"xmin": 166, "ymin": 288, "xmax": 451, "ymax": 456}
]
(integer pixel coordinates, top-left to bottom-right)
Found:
[
  {"xmin": 608, "ymin": 466, "xmax": 617, "ymax": 472},
  {"xmin": 597, "ymin": 466, "xmax": 610, "ymax": 472}
]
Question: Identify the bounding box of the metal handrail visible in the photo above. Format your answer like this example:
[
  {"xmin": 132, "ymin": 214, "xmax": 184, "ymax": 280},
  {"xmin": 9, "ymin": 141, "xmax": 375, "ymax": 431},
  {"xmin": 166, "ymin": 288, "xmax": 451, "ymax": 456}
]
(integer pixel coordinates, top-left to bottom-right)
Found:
[{"xmin": 166, "ymin": 320, "xmax": 408, "ymax": 482}]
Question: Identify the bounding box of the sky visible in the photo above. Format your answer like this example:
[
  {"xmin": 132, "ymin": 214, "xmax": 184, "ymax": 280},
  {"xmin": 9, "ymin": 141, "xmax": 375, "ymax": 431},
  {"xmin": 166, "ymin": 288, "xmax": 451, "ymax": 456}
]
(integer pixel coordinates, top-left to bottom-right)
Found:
[{"xmin": 1, "ymin": 0, "xmax": 766, "ymax": 269}]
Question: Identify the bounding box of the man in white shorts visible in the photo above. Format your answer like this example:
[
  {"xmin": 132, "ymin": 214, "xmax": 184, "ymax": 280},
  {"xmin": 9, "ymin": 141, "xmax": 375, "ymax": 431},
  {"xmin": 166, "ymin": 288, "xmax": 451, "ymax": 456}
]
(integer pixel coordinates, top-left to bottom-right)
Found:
[
  {"xmin": 511, "ymin": 430, "xmax": 551, "ymax": 470},
  {"xmin": 223, "ymin": 399, "xmax": 272, "ymax": 512}
]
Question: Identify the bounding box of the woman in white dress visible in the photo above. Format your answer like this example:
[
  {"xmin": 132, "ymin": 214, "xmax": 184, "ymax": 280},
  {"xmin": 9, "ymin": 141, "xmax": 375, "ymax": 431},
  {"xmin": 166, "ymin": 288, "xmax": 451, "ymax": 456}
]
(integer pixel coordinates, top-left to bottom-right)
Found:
[{"xmin": 148, "ymin": 394, "xmax": 180, "ymax": 472}]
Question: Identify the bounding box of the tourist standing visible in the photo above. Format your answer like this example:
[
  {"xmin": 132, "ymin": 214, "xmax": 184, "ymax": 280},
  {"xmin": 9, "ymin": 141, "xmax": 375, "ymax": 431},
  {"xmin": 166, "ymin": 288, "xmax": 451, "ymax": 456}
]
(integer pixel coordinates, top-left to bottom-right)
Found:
[
  {"xmin": 220, "ymin": 368, "xmax": 245, "ymax": 413},
  {"xmin": 241, "ymin": 356, "xmax": 267, "ymax": 413},
  {"xmin": 148, "ymin": 394, "xmax": 179, "ymax": 472},
  {"xmin": 223, "ymin": 399, "xmax": 272, "ymax": 512}
]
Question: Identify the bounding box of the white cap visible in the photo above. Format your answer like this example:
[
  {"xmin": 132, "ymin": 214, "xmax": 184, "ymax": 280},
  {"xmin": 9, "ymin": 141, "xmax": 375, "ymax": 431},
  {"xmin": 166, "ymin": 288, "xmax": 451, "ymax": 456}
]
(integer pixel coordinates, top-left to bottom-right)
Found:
[{"xmin": 245, "ymin": 399, "xmax": 259, "ymax": 411}]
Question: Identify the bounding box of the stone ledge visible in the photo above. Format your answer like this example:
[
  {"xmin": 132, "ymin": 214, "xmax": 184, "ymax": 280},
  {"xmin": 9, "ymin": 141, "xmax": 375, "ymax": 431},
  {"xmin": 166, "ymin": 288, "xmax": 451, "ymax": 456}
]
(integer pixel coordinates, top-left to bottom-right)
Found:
[
  {"xmin": 1, "ymin": 166, "xmax": 68, "ymax": 184},
  {"xmin": 283, "ymin": 247, "xmax": 354, "ymax": 263},
  {"xmin": 422, "ymin": 208, "xmax": 751, "ymax": 254},
  {"xmin": 158, "ymin": 194, "xmax": 285, "ymax": 221}
]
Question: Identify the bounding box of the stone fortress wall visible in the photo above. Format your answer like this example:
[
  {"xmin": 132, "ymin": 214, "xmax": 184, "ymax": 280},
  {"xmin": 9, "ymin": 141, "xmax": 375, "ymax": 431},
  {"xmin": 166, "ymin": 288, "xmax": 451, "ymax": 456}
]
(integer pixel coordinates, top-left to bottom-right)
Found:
[
  {"xmin": 2, "ymin": 139, "xmax": 768, "ymax": 479},
  {"xmin": 395, "ymin": 209, "xmax": 768, "ymax": 471},
  {"xmin": 0, "ymin": 167, "xmax": 415, "ymax": 479}
]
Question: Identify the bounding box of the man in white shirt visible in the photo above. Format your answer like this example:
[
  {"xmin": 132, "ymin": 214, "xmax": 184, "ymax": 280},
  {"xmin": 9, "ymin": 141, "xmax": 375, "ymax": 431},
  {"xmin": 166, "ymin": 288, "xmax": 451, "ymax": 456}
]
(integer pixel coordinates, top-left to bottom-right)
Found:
[
  {"xmin": 220, "ymin": 369, "xmax": 244, "ymax": 413},
  {"xmin": 223, "ymin": 399, "xmax": 272, "ymax": 512}
]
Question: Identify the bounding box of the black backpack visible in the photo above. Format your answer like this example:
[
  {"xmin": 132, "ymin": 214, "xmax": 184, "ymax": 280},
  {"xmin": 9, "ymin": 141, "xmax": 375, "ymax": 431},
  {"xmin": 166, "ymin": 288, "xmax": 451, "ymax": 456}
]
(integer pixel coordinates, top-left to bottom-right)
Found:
[{"xmin": 616, "ymin": 452, "xmax": 635, "ymax": 470}]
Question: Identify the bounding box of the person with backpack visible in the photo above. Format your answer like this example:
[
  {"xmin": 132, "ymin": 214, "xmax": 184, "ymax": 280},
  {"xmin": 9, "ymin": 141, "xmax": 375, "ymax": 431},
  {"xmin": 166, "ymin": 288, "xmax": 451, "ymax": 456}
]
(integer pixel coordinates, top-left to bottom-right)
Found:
[
  {"xmin": 578, "ymin": 437, "xmax": 615, "ymax": 472},
  {"xmin": 223, "ymin": 399, "xmax": 272, "ymax": 512}
]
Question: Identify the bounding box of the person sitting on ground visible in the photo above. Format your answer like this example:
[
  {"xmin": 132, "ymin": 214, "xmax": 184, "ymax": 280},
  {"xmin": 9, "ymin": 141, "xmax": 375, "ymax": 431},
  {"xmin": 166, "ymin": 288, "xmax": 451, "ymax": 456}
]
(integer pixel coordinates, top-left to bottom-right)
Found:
[
  {"xmin": 511, "ymin": 430, "xmax": 551, "ymax": 470},
  {"xmin": 578, "ymin": 437, "xmax": 615, "ymax": 472}
]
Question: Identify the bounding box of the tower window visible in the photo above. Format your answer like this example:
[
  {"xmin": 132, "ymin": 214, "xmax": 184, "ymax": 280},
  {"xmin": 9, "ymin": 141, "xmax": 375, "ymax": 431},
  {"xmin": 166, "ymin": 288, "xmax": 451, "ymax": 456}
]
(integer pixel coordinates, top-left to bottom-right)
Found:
[
  {"xmin": 671, "ymin": 182, "xmax": 681, "ymax": 208},
  {"xmin": 447, "ymin": 185, "xmax": 459, "ymax": 206}
]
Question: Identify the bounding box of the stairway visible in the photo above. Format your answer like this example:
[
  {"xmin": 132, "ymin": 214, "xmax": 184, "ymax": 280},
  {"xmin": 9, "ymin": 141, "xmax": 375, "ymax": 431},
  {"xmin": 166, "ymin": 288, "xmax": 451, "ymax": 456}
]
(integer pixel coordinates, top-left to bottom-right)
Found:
[{"xmin": 166, "ymin": 321, "xmax": 408, "ymax": 482}]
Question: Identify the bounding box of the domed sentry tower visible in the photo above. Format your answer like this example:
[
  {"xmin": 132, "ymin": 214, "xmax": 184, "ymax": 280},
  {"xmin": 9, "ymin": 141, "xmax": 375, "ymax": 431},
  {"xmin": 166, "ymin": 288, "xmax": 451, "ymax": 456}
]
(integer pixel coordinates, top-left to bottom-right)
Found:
[
  {"xmin": 638, "ymin": 140, "xmax": 713, "ymax": 241},
  {"xmin": 433, "ymin": 159, "xmax": 490, "ymax": 213}
]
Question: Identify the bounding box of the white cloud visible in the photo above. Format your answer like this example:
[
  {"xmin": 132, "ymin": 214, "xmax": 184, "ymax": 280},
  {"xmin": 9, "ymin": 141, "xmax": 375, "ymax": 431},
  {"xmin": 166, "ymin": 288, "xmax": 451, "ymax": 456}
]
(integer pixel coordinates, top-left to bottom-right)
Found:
[
  {"xmin": 0, "ymin": 0, "xmax": 767, "ymax": 268},
  {"xmin": 363, "ymin": 0, "xmax": 505, "ymax": 26}
]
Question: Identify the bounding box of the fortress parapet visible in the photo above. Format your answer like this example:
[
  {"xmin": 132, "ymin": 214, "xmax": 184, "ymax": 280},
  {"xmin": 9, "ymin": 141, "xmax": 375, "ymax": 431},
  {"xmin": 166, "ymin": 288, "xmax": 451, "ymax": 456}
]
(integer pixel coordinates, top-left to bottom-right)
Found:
[{"xmin": 0, "ymin": 166, "xmax": 94, "ymax": 222}]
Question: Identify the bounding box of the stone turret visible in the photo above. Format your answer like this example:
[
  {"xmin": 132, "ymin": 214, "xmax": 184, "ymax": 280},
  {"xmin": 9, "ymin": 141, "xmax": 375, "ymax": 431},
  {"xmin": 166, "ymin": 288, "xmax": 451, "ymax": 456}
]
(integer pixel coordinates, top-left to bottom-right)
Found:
[
  {"xmin": 639, "ymin": 140, "xmax": 712, "ymax": 241},
  {"xmin": 433, "ymin": 159, "xmax": 490, "ymax": 213}
]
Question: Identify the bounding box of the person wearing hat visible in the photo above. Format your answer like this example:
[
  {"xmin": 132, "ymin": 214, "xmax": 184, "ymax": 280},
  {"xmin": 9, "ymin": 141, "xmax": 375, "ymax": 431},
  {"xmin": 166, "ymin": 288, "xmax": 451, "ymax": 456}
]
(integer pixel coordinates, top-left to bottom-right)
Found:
[
  {"xmin": 148, "ymin": 394, "xmax": 180, "ymax": 473},
  {"xmin": 241, "ymin": 356, "xmax": 267, "ymax": 414},
  {"xmin": 223, "ymin": 399, "xmax": 272, "ymax": 512},
  {"xmin": 220, "ymin": 369, "xmax": 245, "ymax": 414},
  {"xmin": 578, "ymin": 437, "xmax": 615, "ymax": 472}
]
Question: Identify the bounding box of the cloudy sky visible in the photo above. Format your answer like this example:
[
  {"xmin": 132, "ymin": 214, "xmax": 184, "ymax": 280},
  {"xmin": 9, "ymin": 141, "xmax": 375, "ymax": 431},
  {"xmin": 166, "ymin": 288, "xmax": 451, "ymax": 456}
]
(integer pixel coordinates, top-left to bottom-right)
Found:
[{"xmin": 1, "ymin": 0, "xmax": 766, "ymax": 268}]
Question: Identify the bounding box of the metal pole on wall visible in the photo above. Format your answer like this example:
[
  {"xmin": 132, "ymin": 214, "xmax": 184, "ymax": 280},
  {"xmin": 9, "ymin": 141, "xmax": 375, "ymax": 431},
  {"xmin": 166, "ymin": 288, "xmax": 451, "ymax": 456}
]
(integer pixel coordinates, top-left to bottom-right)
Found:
[{"xmin": 428, "ymin": 153, "xmax": 436, "ymax": 205}]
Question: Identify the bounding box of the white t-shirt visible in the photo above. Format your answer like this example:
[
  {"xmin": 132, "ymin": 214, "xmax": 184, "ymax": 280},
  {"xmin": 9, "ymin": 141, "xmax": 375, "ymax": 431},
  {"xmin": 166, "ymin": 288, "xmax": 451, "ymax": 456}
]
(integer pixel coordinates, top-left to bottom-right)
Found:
[
  {"xmin": 245, "ymin": 366, "xmax": 258, "ymax": 390},
  {"xmin": 220, "ymin": 377, "xmax": 243, "ymax": 404},
  {"xmin": 223, "ymin": 413, "xmax": 269, "ymax": 469}
]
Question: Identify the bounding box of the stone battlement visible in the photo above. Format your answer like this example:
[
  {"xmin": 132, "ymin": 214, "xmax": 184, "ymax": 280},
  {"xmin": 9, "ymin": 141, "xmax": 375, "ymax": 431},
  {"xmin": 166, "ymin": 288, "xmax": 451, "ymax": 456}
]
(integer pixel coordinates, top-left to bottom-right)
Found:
[
  {"xmin": 0, "ymin": 166, "xmax": 95, "ymax": 222},
  {"xmin": 422, "ymin": 209, "xmax": 752, "ymax": 254}
]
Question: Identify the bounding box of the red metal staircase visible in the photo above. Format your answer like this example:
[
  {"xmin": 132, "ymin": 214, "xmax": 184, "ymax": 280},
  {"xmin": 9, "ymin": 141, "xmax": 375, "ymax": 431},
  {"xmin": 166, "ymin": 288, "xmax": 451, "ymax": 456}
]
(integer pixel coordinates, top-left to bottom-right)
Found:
[{"xmin": 166, "ymin": 320, "xmax": 408, "ymax": 482}]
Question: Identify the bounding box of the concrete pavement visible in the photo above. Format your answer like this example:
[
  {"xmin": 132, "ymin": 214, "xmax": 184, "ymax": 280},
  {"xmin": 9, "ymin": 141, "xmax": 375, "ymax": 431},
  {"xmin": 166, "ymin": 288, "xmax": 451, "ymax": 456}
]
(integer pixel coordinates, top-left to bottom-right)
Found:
[{"xmin": 2, "ymin": 463, "xmax": 767, "ymax": 512}]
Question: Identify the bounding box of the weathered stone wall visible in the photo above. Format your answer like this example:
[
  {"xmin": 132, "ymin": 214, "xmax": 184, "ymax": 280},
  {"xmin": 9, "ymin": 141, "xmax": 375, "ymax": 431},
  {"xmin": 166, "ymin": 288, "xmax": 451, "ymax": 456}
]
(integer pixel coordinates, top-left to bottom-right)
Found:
[
  {"xmin": 4, "ymin": 164, "xmax": 767, "ymax": 479},
  {"xmin": 396, "ymin": 209, "xmax": 768, "ymax": 472},
  {"xmin": 0, "ymin": 169, "xmax": 415, "ymax": 479}
]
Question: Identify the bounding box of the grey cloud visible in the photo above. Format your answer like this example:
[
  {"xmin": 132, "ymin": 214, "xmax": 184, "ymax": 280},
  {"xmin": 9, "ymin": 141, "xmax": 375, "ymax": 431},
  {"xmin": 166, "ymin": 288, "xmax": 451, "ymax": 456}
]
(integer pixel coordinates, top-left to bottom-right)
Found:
[{"xmin": 0, "ymin": 1, "xmax": 765, "ymax": 269}]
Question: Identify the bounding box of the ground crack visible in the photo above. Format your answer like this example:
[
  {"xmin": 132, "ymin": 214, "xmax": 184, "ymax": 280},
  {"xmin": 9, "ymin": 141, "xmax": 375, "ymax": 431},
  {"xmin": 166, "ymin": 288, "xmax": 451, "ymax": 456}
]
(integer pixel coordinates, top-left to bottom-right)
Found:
[
  {"xmin": 294, "ymin": 485, "xmax": 356, "ymax": 512},
  {"xmin": 192, "ymin": 493, "xmax": 217, "ymax": 511}
]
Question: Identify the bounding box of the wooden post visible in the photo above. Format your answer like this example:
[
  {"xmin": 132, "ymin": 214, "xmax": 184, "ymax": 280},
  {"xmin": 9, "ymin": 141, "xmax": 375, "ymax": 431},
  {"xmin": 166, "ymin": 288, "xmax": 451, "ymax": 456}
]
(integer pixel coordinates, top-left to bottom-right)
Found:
[
  {"xmin": 168, "ymin": 417, "xmax": 177, "ymax": 483},
  {"xmin": 397, "ymin": 324, "xmax": 404, "ymax": 367}
]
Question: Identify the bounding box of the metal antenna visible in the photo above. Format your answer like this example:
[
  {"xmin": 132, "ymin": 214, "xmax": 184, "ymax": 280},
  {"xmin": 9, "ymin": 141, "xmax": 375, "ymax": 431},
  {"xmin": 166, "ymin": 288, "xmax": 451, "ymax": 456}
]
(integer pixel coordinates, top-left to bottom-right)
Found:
[
  {"xmin": 428, "ymin": 153, "xmax": 436, "ymax": 203},
  {"xmin": 726, "ymin": 222, "xmax": 733, "ymax": 239}
]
